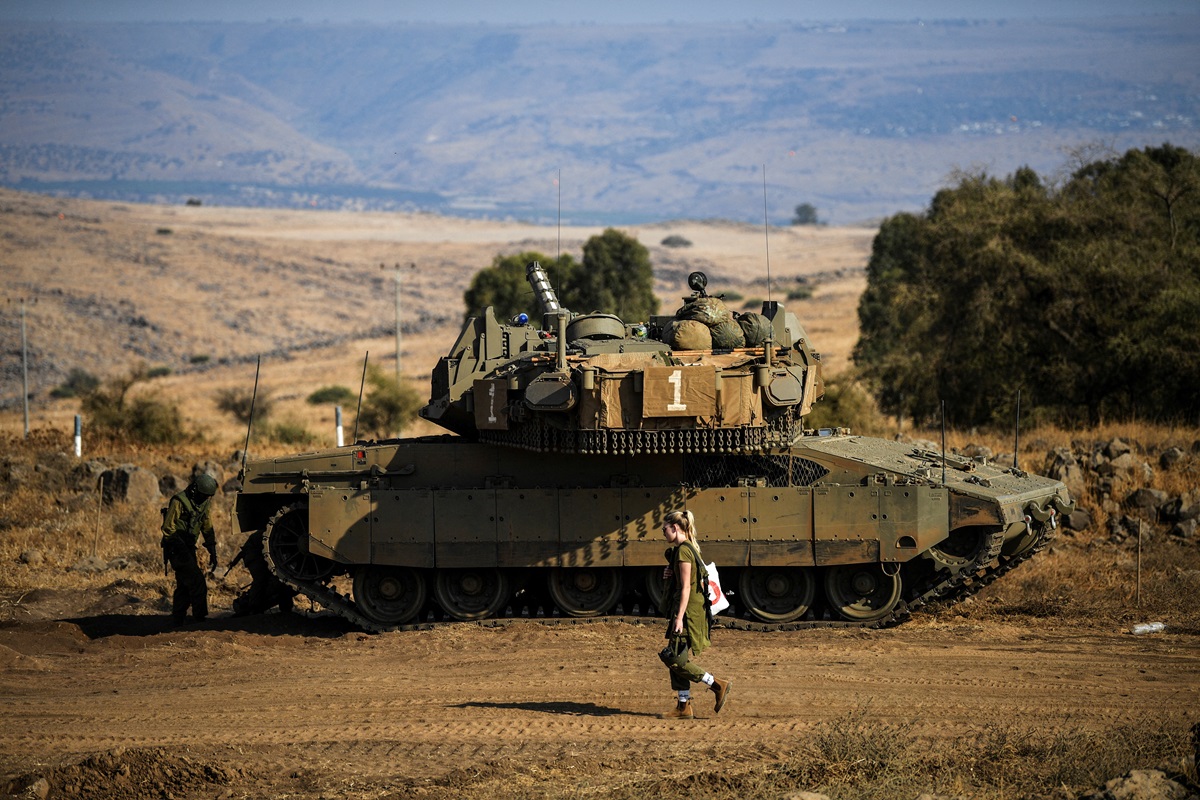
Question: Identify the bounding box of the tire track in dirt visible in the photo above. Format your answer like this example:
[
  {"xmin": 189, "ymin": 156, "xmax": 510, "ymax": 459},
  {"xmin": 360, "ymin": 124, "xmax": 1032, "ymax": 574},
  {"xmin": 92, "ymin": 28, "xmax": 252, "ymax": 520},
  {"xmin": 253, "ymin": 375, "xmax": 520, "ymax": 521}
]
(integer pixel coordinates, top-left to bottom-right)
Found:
[{"xmin": 2, "ymin": 618, "xmax": 1197, "ymax": 785}]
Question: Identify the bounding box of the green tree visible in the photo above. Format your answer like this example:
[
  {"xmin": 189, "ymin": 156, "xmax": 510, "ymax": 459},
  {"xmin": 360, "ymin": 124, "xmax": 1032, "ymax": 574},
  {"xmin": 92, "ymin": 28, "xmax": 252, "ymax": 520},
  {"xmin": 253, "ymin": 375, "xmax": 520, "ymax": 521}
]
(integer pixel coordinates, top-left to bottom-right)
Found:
[
  {"xmin": 463, "ymin": 251, "xmax": 576, "ymax": 322},
  {"xmin": 853, "ymin": 145, "xmax": 1200, "ymax": 426},
  {"xmin": 792, "ymin": 203, "xmax": 819, "ymax": 225},
  {"xmin": 569, "ymin": 228, "xmax": 659, "ymax": 321}
]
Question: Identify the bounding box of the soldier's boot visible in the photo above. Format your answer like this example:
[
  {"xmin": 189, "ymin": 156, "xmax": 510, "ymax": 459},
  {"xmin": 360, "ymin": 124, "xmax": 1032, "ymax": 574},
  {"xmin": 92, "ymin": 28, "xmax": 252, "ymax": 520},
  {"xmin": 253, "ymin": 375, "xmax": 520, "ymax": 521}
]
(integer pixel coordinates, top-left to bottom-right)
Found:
[
  {"xmin": 711, "ymin": 677, "xmax": 732, "ymax": 714},
  {"xmin": 658, "ymin": 700, "xmax": 693, "ymax": 720}
]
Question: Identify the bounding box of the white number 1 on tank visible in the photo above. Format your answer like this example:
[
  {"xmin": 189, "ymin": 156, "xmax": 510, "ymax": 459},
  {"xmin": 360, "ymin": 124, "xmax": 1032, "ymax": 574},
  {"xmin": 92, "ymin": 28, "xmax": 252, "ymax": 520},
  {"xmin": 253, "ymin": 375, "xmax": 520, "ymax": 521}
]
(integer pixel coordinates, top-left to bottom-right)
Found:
[{"xmin": 667, "ymin": 369, "xmax": 687, "ymax": 411}]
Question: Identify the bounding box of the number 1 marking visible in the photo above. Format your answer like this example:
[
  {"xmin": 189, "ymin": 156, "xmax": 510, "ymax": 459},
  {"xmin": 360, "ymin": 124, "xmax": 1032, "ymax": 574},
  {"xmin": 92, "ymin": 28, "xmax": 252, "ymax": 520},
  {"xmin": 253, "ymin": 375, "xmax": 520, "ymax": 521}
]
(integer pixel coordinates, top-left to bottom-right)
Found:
[{"xmin": 667, "ymin": 369, "xmax": 687, "ymax": 411}]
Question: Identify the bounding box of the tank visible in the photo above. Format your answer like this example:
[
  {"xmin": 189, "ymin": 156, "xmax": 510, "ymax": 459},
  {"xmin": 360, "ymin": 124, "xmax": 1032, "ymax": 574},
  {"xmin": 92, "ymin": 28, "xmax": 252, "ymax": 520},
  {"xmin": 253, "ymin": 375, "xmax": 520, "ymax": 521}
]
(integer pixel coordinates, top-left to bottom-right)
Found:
[{"xmin": 233, "ymin": 265, "xmax": 1074, "ymax": 630}]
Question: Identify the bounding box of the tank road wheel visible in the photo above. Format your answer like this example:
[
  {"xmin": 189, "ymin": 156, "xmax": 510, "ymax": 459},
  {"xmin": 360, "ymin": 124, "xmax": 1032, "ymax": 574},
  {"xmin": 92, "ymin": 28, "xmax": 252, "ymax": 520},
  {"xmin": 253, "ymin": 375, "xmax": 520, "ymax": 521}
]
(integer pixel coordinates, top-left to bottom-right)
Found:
[
  {"xmin": 643, "ymin": 567, "xmax": 667, "ymax": 615},
  {"xmin": 823, "ymin": 564, "xmax": 902, "ymax": 622},
  {"xmin": 548, "ymin": 568, "xmax": 624, "ymax": 617},
  {"xmin": 264, "ymin": 504, "xmax": 336, "ymax": 583},
  {"xmin": 354, "ymin": 566, "xmax": 426, "ymax": 626},
  {"xmin": 739, "ymin": 567, "xmax": 817, "ymax": 623},
  {"xmin": 434, "ymin": 568, "xmax": 510, "ymax": 621}
]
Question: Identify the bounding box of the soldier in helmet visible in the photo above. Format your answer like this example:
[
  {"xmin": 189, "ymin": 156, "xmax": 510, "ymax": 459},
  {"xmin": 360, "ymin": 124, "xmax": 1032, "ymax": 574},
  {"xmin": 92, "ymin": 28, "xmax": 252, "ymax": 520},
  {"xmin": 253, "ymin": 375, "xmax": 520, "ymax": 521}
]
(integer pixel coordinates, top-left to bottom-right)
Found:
[{"xmin": 161, "ymin": 473, "xmax": 220, "ymax": 623}]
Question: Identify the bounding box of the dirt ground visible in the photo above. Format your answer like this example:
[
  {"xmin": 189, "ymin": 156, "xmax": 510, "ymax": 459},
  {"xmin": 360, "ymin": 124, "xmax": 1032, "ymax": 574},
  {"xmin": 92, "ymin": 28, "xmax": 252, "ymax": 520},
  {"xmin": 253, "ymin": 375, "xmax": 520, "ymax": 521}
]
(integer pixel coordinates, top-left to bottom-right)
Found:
[{"xmin": 1, "ymin": 585, "xmax": 1196, "ymax": 800}]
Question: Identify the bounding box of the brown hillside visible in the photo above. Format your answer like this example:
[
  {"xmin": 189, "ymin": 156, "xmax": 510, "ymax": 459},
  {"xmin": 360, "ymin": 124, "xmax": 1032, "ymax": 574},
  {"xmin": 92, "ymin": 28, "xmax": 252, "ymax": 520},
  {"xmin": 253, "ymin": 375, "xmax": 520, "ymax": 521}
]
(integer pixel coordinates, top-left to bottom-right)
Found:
[{"xmin": 0, "ymin": 189, "xmax": 873, "ymax": 445}]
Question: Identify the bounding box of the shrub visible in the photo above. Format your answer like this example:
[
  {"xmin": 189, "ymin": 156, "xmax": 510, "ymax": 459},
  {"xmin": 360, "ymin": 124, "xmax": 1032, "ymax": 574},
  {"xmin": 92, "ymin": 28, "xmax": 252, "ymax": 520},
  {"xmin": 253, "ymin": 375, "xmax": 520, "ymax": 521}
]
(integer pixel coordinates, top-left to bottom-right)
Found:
[
  {"xmin": 49, "ymin": 367, "xmax": 100, "ymax": 399},
  {"xmin": 81, "ymin": 368, "xmax": 186, "ymax": 444},
  {"xmin": 215, "ymin": 386, "xmax": 273, "ymax": 425},
  {"xmin": 355, "ymin": 366, "xmax": 423, "ymax": 439},
  {"xmin": 307, "ymin": 385, "xmax": 357, "ymax": 405},
  {"xmin": 146, "ymin": 366, "xmax": 172, "ymax": 379},
  {"xmin": 661, "ymin": 234, "xmax": 692, "ymax": 248},
  {"xmin": 804, "ymin": 372, "xmax": 887, "ymax": 434},
  {"xmin": 267, "ymin": 420, "xmax": 317, "ymax": 446},
  {"xmin": 189, "ymin": 354, "xmax": 210, "ymax": 365},
  {"xmin": 786, "ymin": 285, "xmax": 813, "ymax": 301}
]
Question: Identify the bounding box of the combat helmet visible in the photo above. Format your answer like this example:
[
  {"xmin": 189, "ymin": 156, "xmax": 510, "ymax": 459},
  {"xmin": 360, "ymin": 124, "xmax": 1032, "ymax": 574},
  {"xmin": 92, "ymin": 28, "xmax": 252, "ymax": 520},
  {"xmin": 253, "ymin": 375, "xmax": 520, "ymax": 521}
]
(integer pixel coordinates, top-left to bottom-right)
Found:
[{"xmin": 193, "ymin": 473, "xmax": 219, "ymax": 497}]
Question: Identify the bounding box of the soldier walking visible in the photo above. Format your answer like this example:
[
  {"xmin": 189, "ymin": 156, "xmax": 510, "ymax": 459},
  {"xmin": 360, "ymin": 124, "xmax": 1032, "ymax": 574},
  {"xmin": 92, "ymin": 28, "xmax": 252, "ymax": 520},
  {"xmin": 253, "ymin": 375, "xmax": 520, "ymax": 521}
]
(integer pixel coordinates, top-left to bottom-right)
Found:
[{"xmin": 161, "ymin": 474, "xmax": 219, "ymax": 623}]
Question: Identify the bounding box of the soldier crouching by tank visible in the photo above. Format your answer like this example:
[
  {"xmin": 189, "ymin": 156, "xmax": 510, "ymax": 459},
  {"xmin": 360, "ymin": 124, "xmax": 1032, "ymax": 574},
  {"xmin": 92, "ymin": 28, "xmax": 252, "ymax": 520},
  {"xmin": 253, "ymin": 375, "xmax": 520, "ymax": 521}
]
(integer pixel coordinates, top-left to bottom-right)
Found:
[
  {"xmin": 229, "ymin": 531, "xmax": 296, "ymax": 616},
  {"xmin": 161, "ymin": 474, "xmax": 219, "ymax": 624}
]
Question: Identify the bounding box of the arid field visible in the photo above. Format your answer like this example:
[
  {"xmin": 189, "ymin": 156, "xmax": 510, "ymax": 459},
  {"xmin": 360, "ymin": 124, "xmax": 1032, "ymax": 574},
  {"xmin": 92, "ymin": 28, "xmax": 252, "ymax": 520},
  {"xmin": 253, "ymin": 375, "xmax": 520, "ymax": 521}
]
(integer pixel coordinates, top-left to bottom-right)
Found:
[{"xmin": 1, "ymin": 190, "xmax": 1198, "ymax": 800}]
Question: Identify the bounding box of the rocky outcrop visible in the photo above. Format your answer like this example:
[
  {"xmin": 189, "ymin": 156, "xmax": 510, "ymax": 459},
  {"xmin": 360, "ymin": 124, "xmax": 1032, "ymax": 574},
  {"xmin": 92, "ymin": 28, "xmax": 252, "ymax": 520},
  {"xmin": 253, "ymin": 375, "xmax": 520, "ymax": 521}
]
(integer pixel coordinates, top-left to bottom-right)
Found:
[{"xmin": 98, "ymin": 465, "xmax": 162, "ymax": 506}]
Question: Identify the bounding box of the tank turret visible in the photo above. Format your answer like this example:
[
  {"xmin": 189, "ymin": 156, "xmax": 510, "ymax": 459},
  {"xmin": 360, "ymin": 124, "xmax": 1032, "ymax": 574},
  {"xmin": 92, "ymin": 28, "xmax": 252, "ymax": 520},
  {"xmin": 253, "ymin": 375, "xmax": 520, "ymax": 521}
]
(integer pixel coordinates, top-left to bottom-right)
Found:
[{"xmin": 420, "ymin": 264, "xmax": 823, "ymax": 454}]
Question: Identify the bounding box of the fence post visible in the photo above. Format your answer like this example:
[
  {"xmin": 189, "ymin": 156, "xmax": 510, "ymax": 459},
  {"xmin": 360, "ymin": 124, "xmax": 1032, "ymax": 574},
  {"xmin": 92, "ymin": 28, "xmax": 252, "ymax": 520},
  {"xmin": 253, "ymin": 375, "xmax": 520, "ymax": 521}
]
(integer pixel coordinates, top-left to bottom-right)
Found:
[
  {"xmin": 335, "ymin": 405, "xmax": 344, "ymax": 447},
  {"xmin": 74, "ymin": 415, "xmax": 82, "ymax": 458}
]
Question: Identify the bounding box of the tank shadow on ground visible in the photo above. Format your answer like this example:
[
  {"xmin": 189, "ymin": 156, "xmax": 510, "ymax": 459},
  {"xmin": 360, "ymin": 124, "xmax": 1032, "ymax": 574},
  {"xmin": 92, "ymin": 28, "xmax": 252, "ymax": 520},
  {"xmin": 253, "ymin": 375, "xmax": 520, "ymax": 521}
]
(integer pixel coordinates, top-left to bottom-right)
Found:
[
  {"xmin": 451, "ymin": 700, "xmax": 655, "ymax": 718},
  {"xmin": 61, "ymin": 610, "xmax": 358, "ymax": 640}
]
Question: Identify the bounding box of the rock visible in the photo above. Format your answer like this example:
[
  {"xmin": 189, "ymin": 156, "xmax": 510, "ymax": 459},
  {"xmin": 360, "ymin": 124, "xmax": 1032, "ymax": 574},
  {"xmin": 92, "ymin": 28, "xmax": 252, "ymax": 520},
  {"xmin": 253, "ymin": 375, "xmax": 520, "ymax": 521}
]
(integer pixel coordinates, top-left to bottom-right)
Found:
[
  {"xmin": 99, "ymin": 465, "xmax": 162, "ymax": 506},
  {"xmin": 69, "ymin": 460, "xmax": 108, "ymax": 492},
  {"xmin": 191, "ymin": 460, "xmax": 224, "ymax": 485},
  {"xmin": 32, "ymin": 463, "xmax": 65, "ymax": 491},
  {"xmin": 961, "ymin": 443, "xmax": 993, "ymax": 460},
  {"xmin": 1170, "ymin": 519, "xmax": 1198, "ymax": 540},
  {"xmin": 158, "ymin": 474, "xmax": 187, "ymax": 497},
  {"xmin": 1065, "ymin": 508, "xmax": 1093, "ymax": 531},
  {"xmin": 1105, "ymin": 437, "xmax": 1133, "ymax": 459},
  {"xmin": 1044, "ymin": 447, "xmax": 1088, "ymax": 500},
  {"xmin": 1107, "ymin": 515, "xmax": 1149, "ymax": 545},
  {"xmin": 783, "ymin": 793, "xmax": 833, "ymax": 800},
  {"xmin": 106, "ymin": 557, "xmax": 131, "ymax": 570},
  {"xmin": 1097, "ymin": 452, "xmax": 1137, "ymax": 478},
  {"xmin": 1126, "ymin": 488, "xmax": 1170, "ymax": 519},
  {"xmin": 1080, "ymin": 769, "xmax": 1194, "ymax": 800},
  {"xmin": 1160, "ymin": 446, "xmax": 1186, "ymax": 470},
  {"xmin": 70, "ymin": 555, "xmax": 110, "ymax": 573},
  {"xmin": 18, "ymin": 549, "xmax": 44, "ymax": 566},
  {"xmin": 29, "ymin": 777, "xmax": 49, "ymax": 800}
]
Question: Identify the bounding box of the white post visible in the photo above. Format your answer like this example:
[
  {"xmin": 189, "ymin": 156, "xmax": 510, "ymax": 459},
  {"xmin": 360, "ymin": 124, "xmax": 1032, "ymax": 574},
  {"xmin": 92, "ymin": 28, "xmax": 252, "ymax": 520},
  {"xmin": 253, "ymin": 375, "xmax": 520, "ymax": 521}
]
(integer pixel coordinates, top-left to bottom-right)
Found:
[
  {"xmin": 21, "ymin": 300, "xmax": 30, "ymax": 438},
  {"xmin": 335, "ymin": 405, "xmax": 344, "ymax": 447},
  {"xmin": 74, "ymin": 414, "xmax": 82, "ymax": 458}
]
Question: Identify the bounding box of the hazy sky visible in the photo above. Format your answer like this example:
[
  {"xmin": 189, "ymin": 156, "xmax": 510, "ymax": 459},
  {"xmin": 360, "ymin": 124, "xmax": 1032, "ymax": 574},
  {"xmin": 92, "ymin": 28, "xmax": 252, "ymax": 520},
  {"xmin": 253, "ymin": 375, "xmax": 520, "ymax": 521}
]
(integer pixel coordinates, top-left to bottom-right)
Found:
[{"xmin": 4, "ymin": 0, "xmax": 1197, "ymax": 23}]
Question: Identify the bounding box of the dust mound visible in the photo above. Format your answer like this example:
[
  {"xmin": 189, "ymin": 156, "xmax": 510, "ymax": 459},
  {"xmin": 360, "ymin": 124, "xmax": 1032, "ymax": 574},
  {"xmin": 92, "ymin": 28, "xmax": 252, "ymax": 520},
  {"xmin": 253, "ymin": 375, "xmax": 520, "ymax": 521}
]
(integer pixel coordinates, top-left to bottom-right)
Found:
[{"xmin": 4, "ymin": 747, "xmax": 245, "ymax": 800}]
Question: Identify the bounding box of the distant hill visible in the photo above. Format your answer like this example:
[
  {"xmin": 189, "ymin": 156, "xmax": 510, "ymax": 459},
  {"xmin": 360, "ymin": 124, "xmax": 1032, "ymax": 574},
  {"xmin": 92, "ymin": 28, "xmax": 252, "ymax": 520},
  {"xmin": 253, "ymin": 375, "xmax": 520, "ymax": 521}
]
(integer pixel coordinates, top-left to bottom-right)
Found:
[{"xmin": 1, "ymin": 17, "xmax": 1198, "ymax": 223}]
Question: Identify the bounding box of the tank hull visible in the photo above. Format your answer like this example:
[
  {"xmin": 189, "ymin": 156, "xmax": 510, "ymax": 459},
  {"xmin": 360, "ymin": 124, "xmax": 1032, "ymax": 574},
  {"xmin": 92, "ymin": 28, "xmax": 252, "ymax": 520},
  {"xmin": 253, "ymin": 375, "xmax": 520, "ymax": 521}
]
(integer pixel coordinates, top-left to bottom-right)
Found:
[{"xmin": 234, "ymin": 432, "xmax": 1072, "ymax": 629}]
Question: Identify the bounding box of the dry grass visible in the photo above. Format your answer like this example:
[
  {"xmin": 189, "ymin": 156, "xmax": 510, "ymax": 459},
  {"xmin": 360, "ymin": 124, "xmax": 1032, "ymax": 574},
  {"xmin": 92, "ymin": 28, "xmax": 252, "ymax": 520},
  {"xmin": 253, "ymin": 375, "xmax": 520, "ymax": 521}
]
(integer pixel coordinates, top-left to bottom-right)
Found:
[{"xmin": 465, "ymin": 713, "xmax": 1196, "ymax": 800}]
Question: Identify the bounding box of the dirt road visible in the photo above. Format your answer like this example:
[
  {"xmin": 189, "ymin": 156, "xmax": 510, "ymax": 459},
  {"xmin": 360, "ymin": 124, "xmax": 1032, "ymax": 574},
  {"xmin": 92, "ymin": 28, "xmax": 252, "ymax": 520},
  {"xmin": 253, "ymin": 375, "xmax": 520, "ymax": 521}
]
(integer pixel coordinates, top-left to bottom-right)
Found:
[{"xmin": 1, "ymin": 601, "xmax": 1196, "ymax": 799}]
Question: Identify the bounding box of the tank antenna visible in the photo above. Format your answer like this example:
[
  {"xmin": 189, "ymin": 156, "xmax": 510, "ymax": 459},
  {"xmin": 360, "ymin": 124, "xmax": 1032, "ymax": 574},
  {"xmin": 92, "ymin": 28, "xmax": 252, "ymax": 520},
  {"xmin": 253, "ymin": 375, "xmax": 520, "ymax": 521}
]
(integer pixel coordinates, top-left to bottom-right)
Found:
[
  {"xmin": 762, "ymin": 164, "xmax": 772, "ymax": 304},
  {"xmin": 1013, "ymin": 389, "xmax": 1022, "ymax": 470},
  {"xmin": 239, "ymin": 355, "xmax": 261, "ymax": 480},
  {"xmin": 940, "ymin": 399, "xmax": 947, "ymax": 486},
  {"xmin": 353, "ymin": 351, "xmax": 369, "ymax": 444},
  {"xmin": 557, "ymin": 168, "xmax": 562, "ymax": 262}
]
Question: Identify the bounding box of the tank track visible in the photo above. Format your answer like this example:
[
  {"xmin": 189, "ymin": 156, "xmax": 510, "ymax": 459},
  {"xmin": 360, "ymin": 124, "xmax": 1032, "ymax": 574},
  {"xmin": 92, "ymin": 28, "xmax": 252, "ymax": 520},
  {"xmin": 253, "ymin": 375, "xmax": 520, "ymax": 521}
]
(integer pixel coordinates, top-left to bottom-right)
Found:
[{"xmin": 262, "ymin": 507, "xmax": 1058, "ymax": 635}]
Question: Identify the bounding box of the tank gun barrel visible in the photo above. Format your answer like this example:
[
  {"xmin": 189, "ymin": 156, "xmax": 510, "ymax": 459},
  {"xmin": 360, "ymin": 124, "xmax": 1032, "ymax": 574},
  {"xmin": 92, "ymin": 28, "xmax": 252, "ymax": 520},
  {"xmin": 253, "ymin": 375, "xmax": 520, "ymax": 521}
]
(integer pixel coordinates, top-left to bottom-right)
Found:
[{"xmin": 526, "ymin": 261, "xmax": 564, "ymax": 317}]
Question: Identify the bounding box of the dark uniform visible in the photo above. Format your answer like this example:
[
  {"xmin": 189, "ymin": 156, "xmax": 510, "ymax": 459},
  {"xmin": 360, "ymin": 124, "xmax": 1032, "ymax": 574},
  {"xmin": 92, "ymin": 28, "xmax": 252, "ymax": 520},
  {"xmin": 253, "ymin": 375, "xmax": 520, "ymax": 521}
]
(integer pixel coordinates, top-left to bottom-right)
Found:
[
  {"xmin": 161, "ymin": 476, "xmax": 218, "ymax": 622},
  {"xmin": 230, "ymin": 531, "xmax": 295, "ymax": 616}
]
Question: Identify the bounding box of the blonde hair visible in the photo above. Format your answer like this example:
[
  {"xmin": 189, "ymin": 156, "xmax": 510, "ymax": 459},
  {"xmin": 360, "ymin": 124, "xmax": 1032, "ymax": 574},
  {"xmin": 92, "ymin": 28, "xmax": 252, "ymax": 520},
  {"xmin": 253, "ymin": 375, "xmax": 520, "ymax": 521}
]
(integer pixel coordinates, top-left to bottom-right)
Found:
[{"xmin": 664, "ymin": 510, "xmax": 701, "ymax": 557}]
